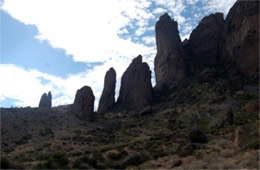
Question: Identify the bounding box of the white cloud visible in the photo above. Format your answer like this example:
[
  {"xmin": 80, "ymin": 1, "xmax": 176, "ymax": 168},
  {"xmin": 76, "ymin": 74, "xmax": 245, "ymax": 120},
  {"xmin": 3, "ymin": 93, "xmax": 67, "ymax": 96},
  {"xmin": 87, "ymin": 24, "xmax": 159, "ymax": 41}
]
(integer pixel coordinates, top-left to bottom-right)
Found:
[
  {"xmin": 185, "ymin": 0, "xmax": 199, "ymax": 5},
  {"xmin": 142, "ymin": 36, "xmax": 155, "ymax": 46},
  {"xmin": 2, "ymin": 0, "xmax": 155, "ymax": 63},
  {"xmin": 153, "ymin": 7, "xmax": 167, "ymax": 14},
  {"xmin": 152, "ymin": 0, "xmax": 186, "ymax": 24},
  {"xmin": 202, "ymin": 0, "xmax": 237, "ymax": 17}
]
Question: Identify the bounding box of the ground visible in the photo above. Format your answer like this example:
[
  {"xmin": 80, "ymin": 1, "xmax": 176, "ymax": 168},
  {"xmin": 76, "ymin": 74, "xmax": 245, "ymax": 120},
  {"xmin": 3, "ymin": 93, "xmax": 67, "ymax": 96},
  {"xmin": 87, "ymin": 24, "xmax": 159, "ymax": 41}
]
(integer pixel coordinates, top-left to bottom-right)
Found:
[{"xmin": 1, "ymin": 71, "xmax": 259, "ymax": 169}]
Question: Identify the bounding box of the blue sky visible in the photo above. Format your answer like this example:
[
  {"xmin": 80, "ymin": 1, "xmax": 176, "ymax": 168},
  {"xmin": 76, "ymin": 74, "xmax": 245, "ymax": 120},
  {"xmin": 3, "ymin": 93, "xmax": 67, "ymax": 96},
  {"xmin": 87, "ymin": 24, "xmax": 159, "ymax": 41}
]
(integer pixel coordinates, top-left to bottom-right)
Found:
[{"xmin": 0, "ymin": 0, "xmax": 237, "ymax": 108}]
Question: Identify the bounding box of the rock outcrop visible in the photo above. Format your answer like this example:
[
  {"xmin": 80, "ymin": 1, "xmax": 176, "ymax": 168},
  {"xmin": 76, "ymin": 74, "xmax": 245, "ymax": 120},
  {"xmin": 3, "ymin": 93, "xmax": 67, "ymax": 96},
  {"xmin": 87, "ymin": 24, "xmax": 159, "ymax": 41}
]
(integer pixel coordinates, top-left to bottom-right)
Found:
[
  {"xmin": 98, "ymin": 68, "xmax": 116, "ymax": 114},
  {"xmin": 187, "ymin": 13, "xmax": 224, "ymax": 73},
  {"xmin": 116, "ymin": 55, "xmax": 153, "ymax": 111},
  {"xmin": 72, "ymin": 86, "xmax": 95, "ymax": 121},
  {"xmin": 154, "ymin": 13, "xmax": 187, "ymax": 91},
  {"xmin": 222, "ymin": 0, "xmax": 259, "ymax": 85},
  {"xmin": 39, "ymin": 91, "xmax": 52, "ymax": 108}
]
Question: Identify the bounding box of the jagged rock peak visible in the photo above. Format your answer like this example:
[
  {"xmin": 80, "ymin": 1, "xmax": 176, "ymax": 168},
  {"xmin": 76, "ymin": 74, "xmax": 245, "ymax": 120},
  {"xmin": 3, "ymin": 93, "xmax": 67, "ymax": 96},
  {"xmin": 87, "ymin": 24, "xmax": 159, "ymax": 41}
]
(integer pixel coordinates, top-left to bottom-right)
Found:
[
  {"xmin": 200, "ymin": 12, "xmax": 224, "ymax": 24},
  {"xmin": 116, "ymin": 55, "xmax": 153, "ymax": 112},
  {"xmin": 72, "ymin": 86, "xmax": 95, "ymax": 121},
  {"xmin": 132, "ymin": 54, "xmax": 142, "ymax": 65},
  {"xmin": 98, "ymin": 67, "xmax": 116, "ymax": 114},
  {"xmin": 159, "ymin": 13, "xmax": 172, "ymax": 21},
  {"xmin": 39, "ymin": 91, "xmax": 52, "ymax": 108},
  {"xmin": 154, "ymin": 13, "xmax": 186, "ymax": 91}
]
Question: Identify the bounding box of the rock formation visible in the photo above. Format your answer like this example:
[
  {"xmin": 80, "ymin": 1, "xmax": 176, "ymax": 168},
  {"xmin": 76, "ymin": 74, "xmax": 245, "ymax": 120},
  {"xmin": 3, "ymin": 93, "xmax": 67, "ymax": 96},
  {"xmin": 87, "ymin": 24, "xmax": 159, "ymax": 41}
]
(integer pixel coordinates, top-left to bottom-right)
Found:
[
  {"xmin": 39, "ymin": 91, "xmax": 52, "ymax": 108},
  {"xmin": 222, "ymin": 0, "xmax": 259, "ymax": 85},
  {"xmin": 154, "ymin": 13, "xmax": 187, "ymax": 91},
  {"xmin": 98, "ymin": 68, "xmax": 116, "ymax": 114},
  {"xmin": 72, "ymin": 86, "xmax": 95, "ymax": 121},
  {"xmin": 187, "ymin": 13, "xmax": 224, "ymax": 73},
  {"xmin": 116, "ymin": 55, "xmax": 153, "ymax": 111}
]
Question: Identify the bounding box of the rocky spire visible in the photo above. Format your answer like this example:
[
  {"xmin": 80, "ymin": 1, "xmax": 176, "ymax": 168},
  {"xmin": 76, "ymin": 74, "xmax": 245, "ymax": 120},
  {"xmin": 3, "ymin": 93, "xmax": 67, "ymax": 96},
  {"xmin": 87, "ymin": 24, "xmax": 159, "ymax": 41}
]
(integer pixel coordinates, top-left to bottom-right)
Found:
[
  {"xmin": 72, "ymin": 86, "xmax": 95, "ymax": 121},
  {"xmin": 98, "ymin": 67, "xmax": 116, "ymax": 114},
  {"xmin": 39, "ymin": 91, "xmax": 52, "ymax": 108},
  {"xmin": 116, "ymin": 55, "xmax": 153, "ymax": 112},
  {"xmin": 154, "ymin": 13, "xmax": 187, "ymax": 91}
]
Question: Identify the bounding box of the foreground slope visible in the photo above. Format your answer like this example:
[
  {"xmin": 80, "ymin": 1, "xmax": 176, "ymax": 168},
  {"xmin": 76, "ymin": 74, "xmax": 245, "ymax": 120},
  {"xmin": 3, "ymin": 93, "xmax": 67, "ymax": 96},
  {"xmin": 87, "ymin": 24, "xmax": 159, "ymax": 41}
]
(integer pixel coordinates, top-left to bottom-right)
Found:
[{"xmin": 1, "ymin": 73, "xmax": 259, "ymax": 169}]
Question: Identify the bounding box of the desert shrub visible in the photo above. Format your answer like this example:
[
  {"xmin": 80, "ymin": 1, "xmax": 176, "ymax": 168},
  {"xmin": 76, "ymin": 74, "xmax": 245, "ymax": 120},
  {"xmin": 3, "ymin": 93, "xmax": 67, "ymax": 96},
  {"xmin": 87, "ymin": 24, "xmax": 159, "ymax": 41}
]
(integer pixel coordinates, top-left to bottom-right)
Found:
[
  {"xmin": 69, "ymin": 151, "xmax": 82, "ymax": 157},
  {"xmin": 39, "ymin": 128, "xmax": 53, "ymax": 136},
  {"xmin": 35, "ymin": 153, "xmax": 50, "ymax": 161},
  {"xmin": 72, "ymin": 153, "xmax": 105, "ymax": 169},
  {"xmin": 35, "ymin": 152, "xmax": 69, "ymax": 169},
  {"xmin": 15, "ymin": 134, "xmax": 32, "ymax": 145},
  {"xmin": 107, "ymin": 148, "xmax": 128, "ymax": 160}
]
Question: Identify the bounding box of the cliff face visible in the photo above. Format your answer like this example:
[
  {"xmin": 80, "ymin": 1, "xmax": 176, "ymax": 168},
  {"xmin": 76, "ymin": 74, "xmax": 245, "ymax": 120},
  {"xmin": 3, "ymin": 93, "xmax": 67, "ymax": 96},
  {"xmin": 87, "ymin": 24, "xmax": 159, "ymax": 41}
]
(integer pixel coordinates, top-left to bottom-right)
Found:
[
  {"xmin": 187, "ymin": 13, "xmax": 225, "ymax": 73},
  {"xmin": 155, "ymin": 1, "xmax": 259, "ymax": 89},
  {"xmin": 222, "ymin": 0, "xmax": 259, "ymax": 85},
  {"xmin": 154, "ymin": 13, "xmax": 187, "ymax": 91}
]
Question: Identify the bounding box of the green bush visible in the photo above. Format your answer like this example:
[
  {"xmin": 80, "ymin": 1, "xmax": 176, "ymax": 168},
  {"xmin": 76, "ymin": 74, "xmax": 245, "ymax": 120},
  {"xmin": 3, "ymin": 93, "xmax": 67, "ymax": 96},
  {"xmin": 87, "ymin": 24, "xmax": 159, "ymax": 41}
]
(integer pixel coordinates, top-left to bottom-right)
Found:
[
  {"xmin": 34, "ymin": 152, "xmax": 69, "ymax": 169},
  {"xmin": 15, "ymin": 135, "xmax": 32, "ymax": 145}
]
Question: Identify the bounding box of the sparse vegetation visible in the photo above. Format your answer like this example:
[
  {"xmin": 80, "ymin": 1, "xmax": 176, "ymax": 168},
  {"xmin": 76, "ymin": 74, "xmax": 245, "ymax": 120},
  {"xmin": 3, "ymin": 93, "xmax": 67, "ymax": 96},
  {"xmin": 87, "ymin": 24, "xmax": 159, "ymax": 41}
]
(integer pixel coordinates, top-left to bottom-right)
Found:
[{"xmin": 15, "ymin": 134, "xmax": 32, "ymax": 145}]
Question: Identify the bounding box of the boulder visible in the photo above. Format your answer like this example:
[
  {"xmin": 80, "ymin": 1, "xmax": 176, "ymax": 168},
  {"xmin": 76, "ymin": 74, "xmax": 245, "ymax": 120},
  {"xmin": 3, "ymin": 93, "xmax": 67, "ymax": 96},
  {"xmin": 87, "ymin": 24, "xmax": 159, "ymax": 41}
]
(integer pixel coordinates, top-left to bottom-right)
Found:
[
  {"xmin": 222, "ymin": 0, "xmax": 259, "ymax": 85},
  {"xmin": 172, "ymin": 159, "xmax": 182, "ymax": 168},
  {"xmin": 116, "ymin": 55, "xmax": 153, "ymax": 112},
  {"xmin": 98, "ymin": 68, "xmax": 116, "ymax": 114},
  {"xmin": 154, "ymin": 13, "xmax": 186, "ymax": 91},
  {"xmin": 72, "ymin": 86, "xmax": 95, "ymax": 121},
  {"xmin": 189, "ymin": 128, "xmax": 207, "ymax": 143},
  {"xmin": 39, "ymin": 91, "xmax": 52, "ymax": 108},
  {"xmin": 188, "ymin": 13, "xmax": 224, "ymax": 71},
  {"xmin": 123, "ymin": 152, "xmax": 144, "ymax": 167}
]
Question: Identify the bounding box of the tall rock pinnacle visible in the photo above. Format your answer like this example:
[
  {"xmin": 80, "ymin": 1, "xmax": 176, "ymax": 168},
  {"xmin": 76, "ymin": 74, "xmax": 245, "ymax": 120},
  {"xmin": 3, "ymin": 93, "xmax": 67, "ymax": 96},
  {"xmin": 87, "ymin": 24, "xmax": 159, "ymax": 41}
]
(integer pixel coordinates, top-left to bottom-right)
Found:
[
  {"xmin": 98, "ymin": 67, "xmax": 116, "ymax": 114},
  {"xmin": 154, "ymin": 13, "xmax": 187, "ymax": 91},
  {"xmin": 72, "ymin": 86, "xmax": 95, "ymax": 121},
  {"xmin": 116, "ymin": 55, "xmax": 153, "ymax": 111},
  {"xmin": 39, "ymin": 91, "xmax": 52, "ymax": 108}
]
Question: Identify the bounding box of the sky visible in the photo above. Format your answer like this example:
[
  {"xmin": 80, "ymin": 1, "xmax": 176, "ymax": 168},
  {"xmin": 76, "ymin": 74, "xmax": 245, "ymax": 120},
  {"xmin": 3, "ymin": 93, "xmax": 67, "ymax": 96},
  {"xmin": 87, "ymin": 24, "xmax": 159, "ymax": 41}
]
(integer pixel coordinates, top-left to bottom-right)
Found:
[{"xmin": 0, "ymin": 0, "xmax": 237, "ymax": 109}]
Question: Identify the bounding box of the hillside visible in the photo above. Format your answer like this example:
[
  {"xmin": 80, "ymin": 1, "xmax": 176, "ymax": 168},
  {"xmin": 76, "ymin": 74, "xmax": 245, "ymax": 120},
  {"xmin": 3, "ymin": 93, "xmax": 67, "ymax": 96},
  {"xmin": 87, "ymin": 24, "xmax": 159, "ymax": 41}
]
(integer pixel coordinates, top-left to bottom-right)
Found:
[{"xmin": 1, "ymin": 0, "xmax": 259, "ymax": 169}]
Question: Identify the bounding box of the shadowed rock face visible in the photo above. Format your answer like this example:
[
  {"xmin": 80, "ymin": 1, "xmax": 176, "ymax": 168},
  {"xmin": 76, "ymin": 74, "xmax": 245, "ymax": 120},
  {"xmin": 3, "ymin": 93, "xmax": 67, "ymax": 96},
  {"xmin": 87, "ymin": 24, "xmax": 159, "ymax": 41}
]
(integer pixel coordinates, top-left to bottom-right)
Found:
[
  {"xmin": 222, "ymin": 0, "xmax": 259, "ymax": 85},
  {"xmin": 154, "ymin": 13, "xmax": 186, "ymax": 91},
  {"xmin": 39, "ymin": 92, "xmax": 52, "ymax": 108},
  {"xmin": 98, "ymin": 67, "xmax": 116, "ymax": 114},
  {"xmin": 72, "ymin": 86, "xmax": 95, "ymax": 121},
  {"xmin": 117, "ymin": 55, "xmax": 153, "ymax": 111},
  {"xmin": 187, "ymin": 13, "xmax": 224, "ymax": 72}
]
